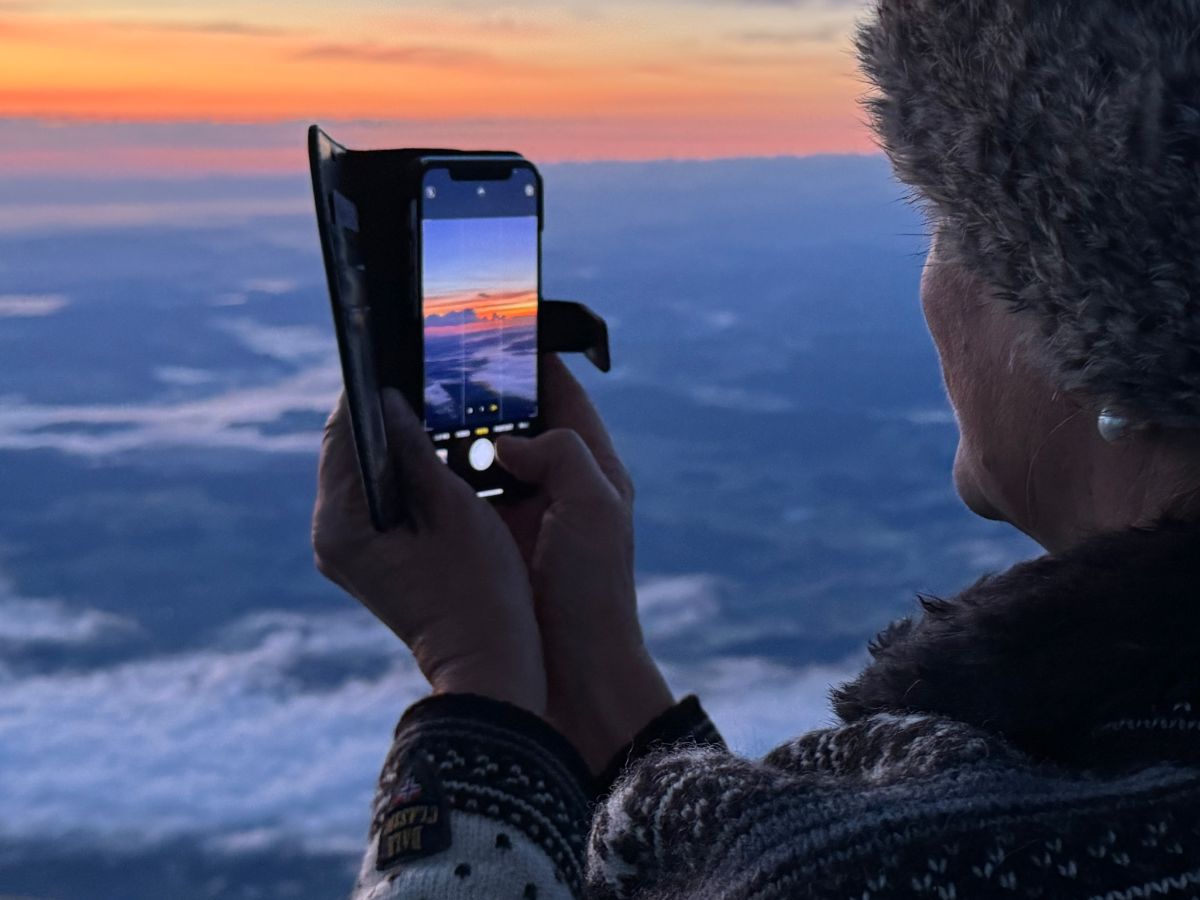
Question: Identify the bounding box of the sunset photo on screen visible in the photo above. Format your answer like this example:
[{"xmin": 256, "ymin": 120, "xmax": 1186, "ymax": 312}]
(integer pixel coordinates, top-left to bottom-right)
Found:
[{"xmin": 422, "ymin": 215, "xmax": 539, "ymax": 431}]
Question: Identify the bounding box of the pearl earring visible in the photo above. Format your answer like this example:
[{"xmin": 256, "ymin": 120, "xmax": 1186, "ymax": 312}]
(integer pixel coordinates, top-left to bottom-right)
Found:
[{"xmin": 1097, "ymin": 408, "xmax": 1132, "ymax": 443}]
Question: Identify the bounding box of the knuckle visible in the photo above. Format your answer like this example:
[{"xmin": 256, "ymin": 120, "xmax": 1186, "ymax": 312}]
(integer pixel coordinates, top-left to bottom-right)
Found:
[
  {"xmin": 312, "ymin": 548, "xmax": 345, "ymax": 590},
  {"xmin": 595, "ymin": 451, "xmax": 635, "ymax": 507},
  {"xmin": 592, "ymin": 480, "xmax": 628, "ymax": 517},
  {"xmin": 611, "ymin": 459, "xmax": 635, "ymax": 504},
  {"xmin": 312, "ymin": 522, "xmax": 353, "ymax": 573},
  {"xmin": 544, "ymin": 427, "xmax": 587, "ymax": 453},
  {"xmin": 620, "ymin": 474, "xmax": 636, "ymax": 507},
  {"xmin": 313, "ymin": 548, "xmax": 335, "ymax": 579}
]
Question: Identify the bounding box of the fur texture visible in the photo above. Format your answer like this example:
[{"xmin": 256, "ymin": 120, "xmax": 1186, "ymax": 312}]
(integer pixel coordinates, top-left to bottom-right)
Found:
[
  {"xmin": 857, "ymin": 0, "xmax": 1200, "ymax": 427},
  {"xmin": 832, "ymin": 519, "xmax": 1200, "ymax": 762}
]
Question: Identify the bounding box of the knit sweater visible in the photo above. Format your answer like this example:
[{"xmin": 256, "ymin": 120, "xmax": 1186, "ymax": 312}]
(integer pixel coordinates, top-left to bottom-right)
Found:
[{"xmin": 350, "ymin": 521, "xmax": 1200, "ymax": 899}]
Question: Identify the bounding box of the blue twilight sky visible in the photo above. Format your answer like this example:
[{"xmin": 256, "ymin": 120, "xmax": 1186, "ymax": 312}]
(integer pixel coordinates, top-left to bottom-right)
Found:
[{"xmin": 423, "ymin": 216, "xmax": 539, "ymax": 302}]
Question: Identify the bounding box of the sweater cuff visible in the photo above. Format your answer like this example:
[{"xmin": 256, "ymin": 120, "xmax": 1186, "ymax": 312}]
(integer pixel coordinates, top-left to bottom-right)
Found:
[
  {"xmin": 374, "ymin": 693, "xmax": 594, "ymax": 894},
  {"xmin": 593, "ymin": 694, "xmax": 725, "ymax": 797}
]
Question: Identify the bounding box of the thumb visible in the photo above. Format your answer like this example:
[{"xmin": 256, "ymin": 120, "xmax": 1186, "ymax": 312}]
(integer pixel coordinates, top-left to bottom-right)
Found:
[{"xmin": 496, "ymin": 429, "xmax": 618, "ymax": 505}]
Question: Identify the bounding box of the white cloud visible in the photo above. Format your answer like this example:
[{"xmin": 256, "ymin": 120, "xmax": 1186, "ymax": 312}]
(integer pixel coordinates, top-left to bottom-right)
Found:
[
  {"xmin": 898, "ymin": 407, "xmax": 957, "ymax": 426},
  {"xmin": 701, "ymin": 309, "xmax": 738, "ymax": 330},
  {"xmin": 640, "ymin": 573, "xmax": 866, "ymax": 755},
  {"xmin": 0, "ymin": 198, "xmax": 310, "ymax": 235},
  {"xmin": 0, "ymin": 575, "xmax": 137, "ymax": 647},
  {"xmin": 0, "ymin": 314, "xmax": 345, "ymax": 455},
  {"xmin": 638, "ymin": 573, "xmax": 723, "ymax": 640},
  {"xmin": 242, "ymin": 278, "xmax": 300, "ymax": 296},
  {"xmin": 689, "ymin": 384, "xmax": 796, "ymax": 414},
  {"xmin": 0, "ymin": 598, "xmax": 136, "ymax": 647},
  {"xmin": 0, "ymin": 294, "xmax": 69, "ymax": 317},
  {"xmin": 217, "ymin": 318, "xmax": 331, "ymax": 364},
  {"xmin": 0, "ymin": 609, "xmax": 415, "ymax": 852},
  {"xmin": 0, "ymin": 359, "xmax": 341, "ymax": 456},
  {"xmin": 952, "ymin": 535, "xmax": 1037, "ymax": 572},
  {"xmin": 664, "ymin": 654, "xmax": 864, "ymax": 757},
  {"xmin": 0, "ymin": 592, "xmax": 866, "ymax": 849},
  {"xmin": 155, "ymin": 366, "xmax": 218, "ymax": 387}
]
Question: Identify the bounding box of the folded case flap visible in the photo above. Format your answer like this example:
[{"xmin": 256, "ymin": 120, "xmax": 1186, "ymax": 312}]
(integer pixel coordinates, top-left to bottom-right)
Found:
[
  {"xmin": 541, "ymin": 299, "xmax": 611, "ymax": 372},
  {"xmin": 309, "ymin": 126, "xmax": 399, "ymax": 530}
]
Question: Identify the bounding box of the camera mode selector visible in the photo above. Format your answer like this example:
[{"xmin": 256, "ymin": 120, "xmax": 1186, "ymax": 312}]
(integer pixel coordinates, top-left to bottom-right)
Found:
[{"xmin": 468, "ymin": 437, "xmax": 496, "ymax": 472}]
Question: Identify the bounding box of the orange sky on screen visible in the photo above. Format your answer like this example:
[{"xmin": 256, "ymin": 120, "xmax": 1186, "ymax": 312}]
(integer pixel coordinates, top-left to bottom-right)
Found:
[
  {"xmin": 426, "ymin": 290, "xmax": 539, "ymax": 335},
  {"xmin": 0, "ymin": 3, "xmax": 872, "ymax": 161}
]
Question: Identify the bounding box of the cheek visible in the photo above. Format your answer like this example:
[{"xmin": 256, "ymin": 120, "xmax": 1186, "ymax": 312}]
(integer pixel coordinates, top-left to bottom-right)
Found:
[
  {"xmin": 919, "ymin": 255, "xmax": 978, "ymax": 410},
  {"xmin": 920, "ymin": 254, "xmax": 1025, "ymax": 518}
]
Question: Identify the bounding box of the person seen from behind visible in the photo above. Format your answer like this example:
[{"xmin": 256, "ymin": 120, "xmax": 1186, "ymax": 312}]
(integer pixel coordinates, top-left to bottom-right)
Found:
[{"xmin": 312, "ymin": 1, "xmax": 1200, "ymax": 896}]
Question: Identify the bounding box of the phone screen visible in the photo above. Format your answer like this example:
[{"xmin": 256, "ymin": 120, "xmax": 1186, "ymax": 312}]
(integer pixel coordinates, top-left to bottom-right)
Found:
[{"xmin": 419, "ymin": 162, "xmax": 540, "ymax": 492}]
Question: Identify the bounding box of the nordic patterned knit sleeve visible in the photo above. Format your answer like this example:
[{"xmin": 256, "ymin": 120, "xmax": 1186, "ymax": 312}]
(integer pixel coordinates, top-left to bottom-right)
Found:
[
  {"xmin": 586, "ymin": 712, "xmax": 1200, "ymax": 899},
  {"xmin": 349, "ymin": 693, "xmax": 723, "ymax": 900}
]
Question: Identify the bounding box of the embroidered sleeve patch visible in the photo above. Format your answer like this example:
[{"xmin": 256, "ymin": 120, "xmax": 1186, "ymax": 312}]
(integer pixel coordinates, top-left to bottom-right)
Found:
[{"xmin": 376, "ymin": 753, "xmax": 452, "ymax": 870}]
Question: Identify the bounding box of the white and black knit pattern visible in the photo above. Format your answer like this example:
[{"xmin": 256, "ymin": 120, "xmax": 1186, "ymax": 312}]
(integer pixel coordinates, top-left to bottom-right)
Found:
[
  {"xmin": 354, "ymin": 809, "xmax": 572, "ymax": 900},
  {"xmin": 351, "ymin": 694, "xmax": 595, "ymax": 900},
  {"xmin": 587, "ymin": 713, "xmax": 1200, "ymax": 899},
  {"xmin": 350, "ymin": 522, "xmax": 1200, "ymax": 899}
]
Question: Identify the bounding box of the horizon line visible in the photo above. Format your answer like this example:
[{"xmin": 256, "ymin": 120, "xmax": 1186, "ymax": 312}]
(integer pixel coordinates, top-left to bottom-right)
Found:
[{"xmin": 0, "ymin": 116, "xmax": 881, "ymax": 176}]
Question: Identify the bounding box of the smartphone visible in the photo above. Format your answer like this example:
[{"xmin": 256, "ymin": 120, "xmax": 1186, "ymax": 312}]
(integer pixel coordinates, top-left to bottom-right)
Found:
[{"xmin": 413, "ymin": 155, "xmax": 544, "ymax": 499}]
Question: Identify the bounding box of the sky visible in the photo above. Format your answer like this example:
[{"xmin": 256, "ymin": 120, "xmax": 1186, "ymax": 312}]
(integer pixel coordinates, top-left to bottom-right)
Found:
[
  {"xmin": 423, "ymin": 215, "xmax": 540, "ymax": 329},
  {"xmin": 0, "ymin": 0, "xmax": 874, "ymax": 173}
]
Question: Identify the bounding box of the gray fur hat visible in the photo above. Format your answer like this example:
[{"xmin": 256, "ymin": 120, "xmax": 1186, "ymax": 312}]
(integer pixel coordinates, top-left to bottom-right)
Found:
[{"xmin": 856, "ymin": 0, "xmax": 1200, "ymax": 429}]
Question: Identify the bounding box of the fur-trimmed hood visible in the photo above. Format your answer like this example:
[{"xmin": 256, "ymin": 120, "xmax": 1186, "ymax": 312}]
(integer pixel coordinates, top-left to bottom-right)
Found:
[
  {"xmin": 856, "ymin": 1, "xmax": 1200, "ymax": 428},
  {"xmin": 833, "ymin": 521, "xmax": 1200, "ymax": 765}
]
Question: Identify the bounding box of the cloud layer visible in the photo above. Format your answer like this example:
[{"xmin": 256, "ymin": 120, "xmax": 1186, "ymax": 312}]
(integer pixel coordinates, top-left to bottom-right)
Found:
[
  {"xmin": 0, "ymin": 577, "xmax": 858, "ymax": 850},
  {"xmin": 0, "ymin": 314, "xmax": 340, "ymax": 455},
  {"xmin": 0, "ymin": 292, "xmax": 68, "ymax": 316}
]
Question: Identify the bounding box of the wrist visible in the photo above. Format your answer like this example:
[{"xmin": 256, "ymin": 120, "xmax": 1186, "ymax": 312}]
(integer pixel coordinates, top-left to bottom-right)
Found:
[
  {"xmin": 548, "ymin": 645, "xmax": 674, "ymax": 773},
  {"xmin": 425, "ymin": 648, "xmax": 548, "ymax": 717}
]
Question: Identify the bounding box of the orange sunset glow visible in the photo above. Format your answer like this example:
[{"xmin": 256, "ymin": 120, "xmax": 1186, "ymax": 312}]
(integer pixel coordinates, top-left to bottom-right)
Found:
[
  {"xmin": 0, "ymin": 0, "xmax": 873, "ymax": 168},
  {"xmin": 425, "ymin": 290, "xmax": 538, "ymax": 336}
]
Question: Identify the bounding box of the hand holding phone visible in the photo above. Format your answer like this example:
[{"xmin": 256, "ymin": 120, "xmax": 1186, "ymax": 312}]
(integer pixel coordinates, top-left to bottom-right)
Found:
[
  {"xmin": 312, "ymin": 387, "xmax": 547, "ymax": 713},
  {"xmin": 493, "ymin": 356, "xmax": 675, "ymax": 774}
]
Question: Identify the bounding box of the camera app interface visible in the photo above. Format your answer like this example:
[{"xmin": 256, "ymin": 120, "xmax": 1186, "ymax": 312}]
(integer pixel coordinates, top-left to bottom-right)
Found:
[{"xmin": 421, "ymin": 167, "xmax": 539, "ymax": 443}]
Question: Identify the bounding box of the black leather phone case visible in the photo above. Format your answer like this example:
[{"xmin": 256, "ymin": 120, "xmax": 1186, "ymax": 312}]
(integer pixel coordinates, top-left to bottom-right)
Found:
[{"xmin": 308, "ymin": 125, "xmax": 611, "ymax": 530}]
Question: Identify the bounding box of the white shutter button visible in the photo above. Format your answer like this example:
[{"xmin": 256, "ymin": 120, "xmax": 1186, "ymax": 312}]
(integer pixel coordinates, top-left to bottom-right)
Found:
[{"xmin": 468, "ymin": 437, "xmax": 496, "ymax": 471}]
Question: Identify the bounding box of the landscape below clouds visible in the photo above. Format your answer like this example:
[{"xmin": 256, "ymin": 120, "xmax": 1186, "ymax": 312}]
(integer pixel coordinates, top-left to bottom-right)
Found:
[{"xmin": 0, "ymin": 153, "xmax": 1038, "ymax": 899}]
